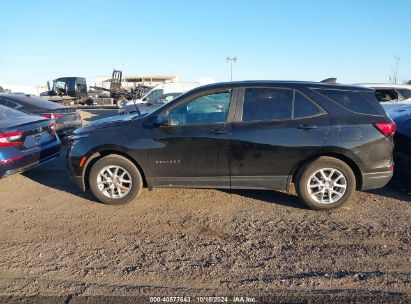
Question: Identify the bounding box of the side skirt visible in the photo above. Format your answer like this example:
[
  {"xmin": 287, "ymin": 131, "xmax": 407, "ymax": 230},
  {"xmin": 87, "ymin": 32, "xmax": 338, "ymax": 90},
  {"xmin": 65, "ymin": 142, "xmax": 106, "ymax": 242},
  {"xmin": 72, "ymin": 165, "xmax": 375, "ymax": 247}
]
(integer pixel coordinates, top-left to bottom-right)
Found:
[{"xmin": 150, "ymin": 176, "xmax": 290, "ymax": 191}]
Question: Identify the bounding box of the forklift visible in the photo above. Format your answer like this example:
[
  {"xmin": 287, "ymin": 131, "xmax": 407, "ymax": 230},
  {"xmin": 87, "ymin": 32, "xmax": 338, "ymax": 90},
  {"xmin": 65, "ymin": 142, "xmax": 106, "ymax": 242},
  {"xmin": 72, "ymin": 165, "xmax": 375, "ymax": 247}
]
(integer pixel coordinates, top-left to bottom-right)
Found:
[{"xmin": 90, "ymin": 70, "xmax": 152, "ymax": 107}]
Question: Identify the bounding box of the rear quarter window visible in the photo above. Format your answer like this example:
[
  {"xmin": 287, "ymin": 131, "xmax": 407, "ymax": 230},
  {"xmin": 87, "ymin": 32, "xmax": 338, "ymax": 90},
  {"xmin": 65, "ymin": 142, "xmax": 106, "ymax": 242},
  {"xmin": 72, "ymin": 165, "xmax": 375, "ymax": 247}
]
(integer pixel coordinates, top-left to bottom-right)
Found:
[{"xmin": 314, "ymin": 89, "xmax": 385, "ymax": 116}]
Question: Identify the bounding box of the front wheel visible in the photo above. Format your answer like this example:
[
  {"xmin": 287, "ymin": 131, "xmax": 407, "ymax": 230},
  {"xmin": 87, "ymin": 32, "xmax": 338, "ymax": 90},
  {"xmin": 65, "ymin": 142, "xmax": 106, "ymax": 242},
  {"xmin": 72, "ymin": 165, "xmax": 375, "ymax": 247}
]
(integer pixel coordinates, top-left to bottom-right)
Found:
[
  {"xmin": 89, "ymin": 155, "xmax": 142, "ymax": 205},
  {"xmin": 296, "ymin": 157, "xmax": 356, "ymax": 210},
  {"xmin": 116, "ymin": 97, "xmax": 127, "ymax": 108}
]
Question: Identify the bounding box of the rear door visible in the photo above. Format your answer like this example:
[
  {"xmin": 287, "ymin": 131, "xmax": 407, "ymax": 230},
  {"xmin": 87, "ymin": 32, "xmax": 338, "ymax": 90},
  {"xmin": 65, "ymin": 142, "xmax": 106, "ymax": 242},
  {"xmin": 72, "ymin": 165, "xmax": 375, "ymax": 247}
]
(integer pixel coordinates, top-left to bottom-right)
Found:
[{"xmin": 229, "ymin": 87, "xmax": 330, "ymax": 190}]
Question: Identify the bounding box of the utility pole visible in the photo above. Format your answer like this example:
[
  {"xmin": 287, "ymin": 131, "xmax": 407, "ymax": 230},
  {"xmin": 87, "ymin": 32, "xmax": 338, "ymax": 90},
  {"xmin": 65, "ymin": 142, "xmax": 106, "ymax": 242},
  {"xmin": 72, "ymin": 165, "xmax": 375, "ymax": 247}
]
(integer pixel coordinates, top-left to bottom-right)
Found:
[
  {"xmin": 226, "ymin": 57, "xmax": 237, "ymax": 81},
  {"xmin": 392, "ymin": 56, "xmax": 400, "ymax": 84}
]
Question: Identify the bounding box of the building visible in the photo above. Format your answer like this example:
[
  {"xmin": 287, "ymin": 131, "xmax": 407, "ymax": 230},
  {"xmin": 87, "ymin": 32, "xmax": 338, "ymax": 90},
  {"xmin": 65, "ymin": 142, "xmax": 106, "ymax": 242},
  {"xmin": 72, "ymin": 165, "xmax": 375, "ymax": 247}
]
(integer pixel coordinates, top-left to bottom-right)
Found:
[{"xmin": 94, "ymin": 75, "xmax": 181, "ymax": 90}]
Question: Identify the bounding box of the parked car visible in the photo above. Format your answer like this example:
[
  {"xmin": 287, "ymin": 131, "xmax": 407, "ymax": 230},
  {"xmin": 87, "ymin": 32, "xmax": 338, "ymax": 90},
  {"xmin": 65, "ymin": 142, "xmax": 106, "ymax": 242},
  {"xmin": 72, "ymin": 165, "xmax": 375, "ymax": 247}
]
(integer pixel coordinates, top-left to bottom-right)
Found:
[
  {"xmin": 382, "ymin": 102, "xmax": 411, "ymax": 119},
  {"xmin": 67, "ymin": 81, "xmax": 394, "ymax": 210},
  {"xmin": 118, "ymin": 93, "xmax": 182, "ymax": 115},
  {"xmin": 391, "ymin": 113, "xmax": 411, "ymax": 191},
  {"xmin": 357, "ymin": 83, "xmax": 411, "ymax": 102},
  {"xmin": 0, "ymin": 105, "xmax": 61, "ymax": 178},
  {"xmin": 0, "ymin": 94, "xmax": 82, "ymax": 137}
]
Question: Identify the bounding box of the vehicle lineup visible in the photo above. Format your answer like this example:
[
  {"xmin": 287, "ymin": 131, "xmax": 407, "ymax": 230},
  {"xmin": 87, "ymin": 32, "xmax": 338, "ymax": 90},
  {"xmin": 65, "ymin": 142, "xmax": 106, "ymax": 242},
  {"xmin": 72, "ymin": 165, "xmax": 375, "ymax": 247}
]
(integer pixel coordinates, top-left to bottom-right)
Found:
[
  {"xmin": 67, "ymin": 81, "xmax": 395, "ymax": 210},
  {"xmin": 0, "ymin": 94, "xmax": 82, "ymax": 137}
]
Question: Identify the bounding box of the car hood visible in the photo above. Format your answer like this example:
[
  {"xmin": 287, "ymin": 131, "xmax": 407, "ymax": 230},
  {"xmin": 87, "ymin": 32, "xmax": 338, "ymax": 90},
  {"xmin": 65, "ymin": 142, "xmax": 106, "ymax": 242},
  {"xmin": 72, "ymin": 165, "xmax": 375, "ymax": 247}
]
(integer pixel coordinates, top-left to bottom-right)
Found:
[{"xmin": 74, "ymin": 113, "xmax": 139, "ymax": 134}]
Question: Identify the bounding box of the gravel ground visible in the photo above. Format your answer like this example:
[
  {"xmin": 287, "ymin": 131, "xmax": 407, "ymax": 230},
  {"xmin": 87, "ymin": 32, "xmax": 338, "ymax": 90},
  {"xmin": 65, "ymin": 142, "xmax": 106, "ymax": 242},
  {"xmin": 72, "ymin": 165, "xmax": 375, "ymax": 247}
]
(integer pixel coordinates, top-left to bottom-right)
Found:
[{"xmin": 0, "ymin": 110, "xmax": 410, "ymax": 303}]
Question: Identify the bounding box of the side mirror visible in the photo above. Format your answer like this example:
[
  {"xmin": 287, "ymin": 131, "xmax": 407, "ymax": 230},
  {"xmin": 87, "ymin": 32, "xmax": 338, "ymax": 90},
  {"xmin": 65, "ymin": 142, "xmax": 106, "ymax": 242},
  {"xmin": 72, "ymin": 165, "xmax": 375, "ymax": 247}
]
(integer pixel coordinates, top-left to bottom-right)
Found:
[
  {"xmin": 146, "ymin": 102, "xmax": 153, "ymax": 106},
  {"xmin": 152, "ymin": 114, "xmax": 170, "ymax": 127}
]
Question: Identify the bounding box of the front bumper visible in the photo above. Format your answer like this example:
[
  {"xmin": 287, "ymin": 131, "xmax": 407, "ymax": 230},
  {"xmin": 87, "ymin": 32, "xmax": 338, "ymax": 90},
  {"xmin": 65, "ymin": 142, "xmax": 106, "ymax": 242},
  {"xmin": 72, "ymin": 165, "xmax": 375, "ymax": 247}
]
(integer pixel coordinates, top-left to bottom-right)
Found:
[
  {"xmin": 68, "ymin": 172, "xmax": 85, "ymax": 191},
  {"xmin": 361, "ymin": 170, "xmax": 393, "ymax": 190}
]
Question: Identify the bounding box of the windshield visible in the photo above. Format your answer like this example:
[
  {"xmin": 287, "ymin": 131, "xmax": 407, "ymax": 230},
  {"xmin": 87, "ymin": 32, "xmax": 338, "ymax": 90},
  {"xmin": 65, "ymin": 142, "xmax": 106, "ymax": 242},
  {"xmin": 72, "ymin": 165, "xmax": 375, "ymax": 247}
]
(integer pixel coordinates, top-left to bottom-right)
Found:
[
  {"xmin": 144, "ymin": 89, "xmax": 164, "ymax": 102},
  {"xmin": 397, "ymin": 89, "xmax": 411, "ymax": 100}
]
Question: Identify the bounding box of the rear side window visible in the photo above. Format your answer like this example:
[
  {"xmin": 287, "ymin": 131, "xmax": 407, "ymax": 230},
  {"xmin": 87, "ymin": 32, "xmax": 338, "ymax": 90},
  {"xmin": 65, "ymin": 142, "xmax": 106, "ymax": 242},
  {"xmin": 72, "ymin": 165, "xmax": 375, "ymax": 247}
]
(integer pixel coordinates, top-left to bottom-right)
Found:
[
  {"xmin": 294, "ymin": 92, "xmax": 320, "ymax": 118},
  {"xmin": 375, "ymin": 89, "xmax": 398, "ymax": 102},
  {"xmin": 243, "ymin": 88, "xmax": 293, "ymax": 121},
  {"xmin": 315, "ymin": 89, "xmax": 385, "ymax": 115},
  {"xmin": 397, "ymin": 89, "xmax": 411, "ymax": 100}
]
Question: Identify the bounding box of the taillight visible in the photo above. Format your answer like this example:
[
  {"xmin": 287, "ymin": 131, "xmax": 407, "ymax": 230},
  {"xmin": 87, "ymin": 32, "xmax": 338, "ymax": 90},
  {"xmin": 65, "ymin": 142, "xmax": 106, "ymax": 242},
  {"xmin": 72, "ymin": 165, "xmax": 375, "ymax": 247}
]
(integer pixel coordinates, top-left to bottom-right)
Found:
[
  {"xmin": 40, "ymin": 113, "xmax": 64, "ymax": 119},
  {"xmin": 50, "ymin": 122, "xmax": 56, "ymax": 135},
  {"xmin": 0, "ymin": 131, "xmax": 24, "ymax": 147},
  {"xmin": 374, "ymin": 122, "xmax": 396, "ymax": 137}
]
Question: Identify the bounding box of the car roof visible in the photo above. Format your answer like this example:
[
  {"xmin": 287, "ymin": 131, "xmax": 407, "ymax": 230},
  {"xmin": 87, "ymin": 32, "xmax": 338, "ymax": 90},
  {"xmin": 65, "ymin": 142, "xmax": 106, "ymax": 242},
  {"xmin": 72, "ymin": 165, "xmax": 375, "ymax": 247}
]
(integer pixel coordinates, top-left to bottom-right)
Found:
[
  {"xmin": 356, "ymin": 83, "xmax": 411, "ymax": 89},
  {"xmin": 0, "ymin": 93, "xmax": 65, "ymax": 111},
  {"xmin": 189, "ymin": 80, "xmax": 374, "ymax": 92}
]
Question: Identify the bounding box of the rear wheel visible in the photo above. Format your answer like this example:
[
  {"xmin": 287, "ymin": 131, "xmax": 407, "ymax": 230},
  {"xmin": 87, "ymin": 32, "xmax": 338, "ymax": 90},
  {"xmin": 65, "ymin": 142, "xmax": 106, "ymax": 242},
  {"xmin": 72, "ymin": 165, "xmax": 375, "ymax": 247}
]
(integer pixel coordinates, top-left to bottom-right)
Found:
[
  {"xmin": 89, "ymin": 155, "xmax": 142, "ymax": 205},
  {"xmin": 296, "ymin": 157, "xmax": 356, "ymax": 210}
]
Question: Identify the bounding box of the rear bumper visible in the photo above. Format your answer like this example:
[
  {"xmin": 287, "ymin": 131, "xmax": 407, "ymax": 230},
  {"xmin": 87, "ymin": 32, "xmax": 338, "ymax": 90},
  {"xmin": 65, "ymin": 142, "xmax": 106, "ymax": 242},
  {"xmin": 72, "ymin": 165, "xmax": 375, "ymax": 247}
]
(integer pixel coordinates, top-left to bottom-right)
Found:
[
  {"xmin": 0, "ymin": 142, "xmax": 61, "ymax": 178},
  {"xmin": 361, "ymin": 170, "xmax": 393, "ymax": 190},
  {"xmin": 56, "ymin": 120, "xmax": 82, "ymax": 137}
]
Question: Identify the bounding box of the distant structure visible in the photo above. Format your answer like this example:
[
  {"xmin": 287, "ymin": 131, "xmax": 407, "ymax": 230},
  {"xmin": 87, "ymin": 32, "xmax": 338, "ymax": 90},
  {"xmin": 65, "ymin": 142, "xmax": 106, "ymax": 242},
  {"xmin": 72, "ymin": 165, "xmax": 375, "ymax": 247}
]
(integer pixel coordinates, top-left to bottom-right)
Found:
[{"xmin": 94, "ymin": 75, "xmax": 180, "ymax": 90}]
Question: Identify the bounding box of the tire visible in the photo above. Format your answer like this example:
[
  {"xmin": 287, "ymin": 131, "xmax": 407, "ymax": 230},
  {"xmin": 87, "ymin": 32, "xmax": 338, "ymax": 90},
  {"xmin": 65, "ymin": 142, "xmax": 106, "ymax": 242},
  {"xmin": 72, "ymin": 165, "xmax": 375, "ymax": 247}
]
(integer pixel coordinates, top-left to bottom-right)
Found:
[
  {"xmin": 295, "ymin": 157, "xmax": 356, "ymax": 210},
  {"xmin": 89, "ymin": 155, "xmax": 143, "ymax": 205},
  {"xmin": 117, "ymin": 98, "xmax": 127, "ymax": 108}
]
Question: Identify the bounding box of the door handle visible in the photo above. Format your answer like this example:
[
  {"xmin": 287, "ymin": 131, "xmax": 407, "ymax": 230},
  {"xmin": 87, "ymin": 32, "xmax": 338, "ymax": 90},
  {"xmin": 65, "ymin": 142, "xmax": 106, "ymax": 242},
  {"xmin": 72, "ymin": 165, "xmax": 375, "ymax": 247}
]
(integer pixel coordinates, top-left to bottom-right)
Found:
[
  {"xmin": 208, "ymin": 129, "xmax": 228, "ymax": 135},
  {"xmin": 297, "ymin": 124, "xmax": 318, "ymax": 130}
]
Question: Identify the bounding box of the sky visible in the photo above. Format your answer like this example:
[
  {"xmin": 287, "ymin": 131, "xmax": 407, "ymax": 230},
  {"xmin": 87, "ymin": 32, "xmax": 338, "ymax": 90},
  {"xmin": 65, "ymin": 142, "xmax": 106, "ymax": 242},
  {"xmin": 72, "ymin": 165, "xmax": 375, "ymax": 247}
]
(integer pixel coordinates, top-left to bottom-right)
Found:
[{"xmin": 0, "ymin": 0, "xmax": 410, "ymax": 88}]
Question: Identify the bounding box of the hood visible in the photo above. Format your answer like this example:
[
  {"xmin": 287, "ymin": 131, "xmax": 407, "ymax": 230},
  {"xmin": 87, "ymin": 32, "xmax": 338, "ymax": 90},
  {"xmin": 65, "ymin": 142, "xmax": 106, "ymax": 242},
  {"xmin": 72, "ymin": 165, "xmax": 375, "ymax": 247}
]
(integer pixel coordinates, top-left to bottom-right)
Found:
[{"xmin": 74, "ymin": 113, "xmax": 138, "ymax": 134}]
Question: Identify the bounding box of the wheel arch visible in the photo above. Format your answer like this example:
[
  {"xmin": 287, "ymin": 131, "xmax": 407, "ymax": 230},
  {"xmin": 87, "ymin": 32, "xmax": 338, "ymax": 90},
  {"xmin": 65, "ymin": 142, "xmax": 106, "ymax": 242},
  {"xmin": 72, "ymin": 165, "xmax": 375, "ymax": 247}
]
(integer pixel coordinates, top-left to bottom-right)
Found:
[
  {"xmin": 82, "ymin": 148, "xmax": 148, "ymax": 190},
  {"xmin": 291, "ymin": 152, "xmax": 363, "ymax": 190}
]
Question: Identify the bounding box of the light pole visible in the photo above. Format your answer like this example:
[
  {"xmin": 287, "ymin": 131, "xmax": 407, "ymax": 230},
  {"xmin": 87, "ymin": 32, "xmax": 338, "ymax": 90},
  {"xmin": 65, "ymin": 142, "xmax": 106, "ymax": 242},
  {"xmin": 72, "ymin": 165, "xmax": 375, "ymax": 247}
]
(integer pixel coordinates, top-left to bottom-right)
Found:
[{"xmin": 226, "ymin": 56, "xmax": 237, "ymax": 81}]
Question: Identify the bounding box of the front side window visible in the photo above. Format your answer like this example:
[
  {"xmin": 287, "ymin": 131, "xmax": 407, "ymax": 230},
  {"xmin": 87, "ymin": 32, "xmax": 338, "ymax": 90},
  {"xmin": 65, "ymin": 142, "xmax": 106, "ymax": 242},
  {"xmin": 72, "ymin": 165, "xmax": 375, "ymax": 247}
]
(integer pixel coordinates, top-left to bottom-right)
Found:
[
  {"xmin": 166, "ymin": 91, "xmax": 231, "ymax": 126},
  {"xmin": 242, "ymin": 88, "xmax": 293, "ymax": 121}
]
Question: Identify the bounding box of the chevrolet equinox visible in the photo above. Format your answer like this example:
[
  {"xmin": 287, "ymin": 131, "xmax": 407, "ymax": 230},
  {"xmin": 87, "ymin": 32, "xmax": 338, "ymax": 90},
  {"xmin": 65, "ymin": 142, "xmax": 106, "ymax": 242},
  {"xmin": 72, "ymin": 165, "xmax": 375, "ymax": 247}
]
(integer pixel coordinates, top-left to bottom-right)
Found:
[{"xmin": 67, "ymin": 81, "xmax": 395, "ymax": 210}]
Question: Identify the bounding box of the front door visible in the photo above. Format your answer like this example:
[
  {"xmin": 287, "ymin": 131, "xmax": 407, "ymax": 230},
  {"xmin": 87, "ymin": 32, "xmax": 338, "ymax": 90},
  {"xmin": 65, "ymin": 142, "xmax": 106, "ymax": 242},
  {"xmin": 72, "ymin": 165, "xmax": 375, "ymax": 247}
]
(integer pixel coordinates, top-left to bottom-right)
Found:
[{"xmin": 147, "ymin": 89, "xmax": 235, "ymax": 188}]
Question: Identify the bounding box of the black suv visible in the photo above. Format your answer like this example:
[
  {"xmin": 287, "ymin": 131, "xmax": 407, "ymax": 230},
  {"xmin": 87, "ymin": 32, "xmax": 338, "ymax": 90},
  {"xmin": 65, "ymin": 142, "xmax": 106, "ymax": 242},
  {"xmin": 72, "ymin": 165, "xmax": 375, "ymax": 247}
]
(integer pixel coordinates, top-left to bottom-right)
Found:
[{"xmin": 67, "ymin": 81, "xmax": 395, "ymax": 210}]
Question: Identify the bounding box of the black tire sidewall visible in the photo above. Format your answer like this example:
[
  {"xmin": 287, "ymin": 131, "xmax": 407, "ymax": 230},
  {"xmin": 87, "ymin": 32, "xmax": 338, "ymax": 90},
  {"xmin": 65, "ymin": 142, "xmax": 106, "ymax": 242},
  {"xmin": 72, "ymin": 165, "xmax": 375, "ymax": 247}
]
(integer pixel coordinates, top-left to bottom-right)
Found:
[
  {"xmin": 89, "ymin": 155, "xmax": 142, "ymax": 205},
  {"xmin": 296, "ymin": 157, "xmax": 356, "ymax": 210}
]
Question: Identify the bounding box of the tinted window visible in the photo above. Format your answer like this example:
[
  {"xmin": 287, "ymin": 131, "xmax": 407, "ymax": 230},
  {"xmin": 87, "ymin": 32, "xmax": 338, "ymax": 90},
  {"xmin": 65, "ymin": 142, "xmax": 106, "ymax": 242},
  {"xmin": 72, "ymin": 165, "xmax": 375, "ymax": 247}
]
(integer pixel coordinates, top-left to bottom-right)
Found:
[
  {"xmin": 167, "ymin": 91, "xmax": 231, "ymax": 125},
  {"xmin": 397, "ymin": 89, "xmax": 411, "ymax": 100},
  {"xmin": 294, "ymin": 92, "xmax": 320, "ymax": 118},
  {"xmin": 375, "ymin": 89, "xmax": 398, "ymax": 102},
  {"xmin": 315, "ymin": 89, "xmax": 385, "ymax": 115},
  {"xmin": 0, "ymin": 105, "xmax": 28, "ymax": 120},
  {"xmin": 145, "ymin": 89, "xmax": 164, "ymax": 102},
  {"xmin": 243, "ymin": 88, "xmax": 293, "ymax": 121}
]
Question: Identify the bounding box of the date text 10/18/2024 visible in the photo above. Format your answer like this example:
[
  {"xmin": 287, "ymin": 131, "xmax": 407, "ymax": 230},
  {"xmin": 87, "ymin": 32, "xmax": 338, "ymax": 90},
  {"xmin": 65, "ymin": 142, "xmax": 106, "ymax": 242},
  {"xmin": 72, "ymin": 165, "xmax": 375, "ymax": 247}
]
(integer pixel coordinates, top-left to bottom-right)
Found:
[{"xmin": 150, "ymin": 296, "xmax": 257, "ymax": 303}]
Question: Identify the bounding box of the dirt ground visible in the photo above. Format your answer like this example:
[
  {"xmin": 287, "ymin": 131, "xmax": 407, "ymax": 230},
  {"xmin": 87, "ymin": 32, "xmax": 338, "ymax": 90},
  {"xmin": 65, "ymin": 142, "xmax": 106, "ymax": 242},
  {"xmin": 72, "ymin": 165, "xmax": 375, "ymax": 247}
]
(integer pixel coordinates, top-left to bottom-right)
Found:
[{"xmin": 0, "ymin": 110, "xmax": 410, "ymax": 303}]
